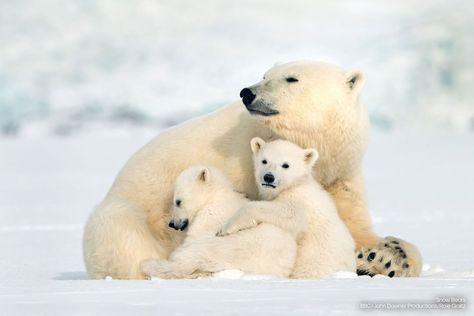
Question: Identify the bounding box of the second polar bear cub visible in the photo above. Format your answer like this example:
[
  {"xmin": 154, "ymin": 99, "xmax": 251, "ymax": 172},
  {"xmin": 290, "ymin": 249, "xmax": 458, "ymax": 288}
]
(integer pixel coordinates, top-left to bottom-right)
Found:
[
  {"xmin": 141, "ymin": 166, "xmax": 297, "ymax": 279},
  {"xmin": 220, "ymin": 138, "xmax": 356, "ymax": 278}
]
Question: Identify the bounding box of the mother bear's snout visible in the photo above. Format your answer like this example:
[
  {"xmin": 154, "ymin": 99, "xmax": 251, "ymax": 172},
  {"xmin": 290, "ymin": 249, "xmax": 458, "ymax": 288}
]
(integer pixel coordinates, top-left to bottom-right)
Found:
[{"xmin": 240, "ymin": 88, "xmax": 256, "ymax": 106}]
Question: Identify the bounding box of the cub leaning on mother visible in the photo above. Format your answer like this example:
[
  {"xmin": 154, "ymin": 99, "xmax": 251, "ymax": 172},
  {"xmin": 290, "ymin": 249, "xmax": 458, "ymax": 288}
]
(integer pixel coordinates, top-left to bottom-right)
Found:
[{"xmin": 83, "ymin": 60, "xmax": 422, "ymax": 279}]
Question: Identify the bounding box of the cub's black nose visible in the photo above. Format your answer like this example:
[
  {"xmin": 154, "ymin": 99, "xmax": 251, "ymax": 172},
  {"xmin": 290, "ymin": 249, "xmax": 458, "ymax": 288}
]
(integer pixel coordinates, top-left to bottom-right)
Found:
[
  {"xmin": 179, "ymin": 219, "xmax": 189, "ymax": 231},
  {"xmin": 169, "ymin": 219, "xmax": 189, "ymax": 231},
  {"xmin": 263, "ymin": 173, "xmax": 275, "ymax": 184},
  {"xmin": 240, "ymin": 88, "xmax": 256, "ymax": 106}
]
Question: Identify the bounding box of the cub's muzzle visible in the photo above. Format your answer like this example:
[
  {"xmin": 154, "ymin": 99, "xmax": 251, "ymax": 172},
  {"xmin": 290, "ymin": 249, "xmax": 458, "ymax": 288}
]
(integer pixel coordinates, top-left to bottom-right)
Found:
[{"xmin": 168, "ymin": 218, "xmax": 189, "ymax": 231}]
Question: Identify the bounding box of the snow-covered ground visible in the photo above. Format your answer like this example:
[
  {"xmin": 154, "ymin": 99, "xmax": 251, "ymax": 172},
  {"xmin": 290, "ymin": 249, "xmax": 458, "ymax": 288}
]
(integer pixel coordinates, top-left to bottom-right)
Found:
[{"xmin": 1, "ymin": 128, "xmax": 473, "ymax": 315}]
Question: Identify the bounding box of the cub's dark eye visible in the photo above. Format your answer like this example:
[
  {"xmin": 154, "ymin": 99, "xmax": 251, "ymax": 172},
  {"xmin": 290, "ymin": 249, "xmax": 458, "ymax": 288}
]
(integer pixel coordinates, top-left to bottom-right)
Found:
[
  {"xmin": 175, "ymin": 199, "xmax": 181, "ymax": 207},
  {"xmin": 286, "ymin": 77, "xmax": 298, "ymax": 83},
  {"xmin": 282, "ymin": 163, "xmax": 289, "ymax": 169},
  {"xmin": 262, "ymin": 159, "xmax": 267, "ymax": 165}
]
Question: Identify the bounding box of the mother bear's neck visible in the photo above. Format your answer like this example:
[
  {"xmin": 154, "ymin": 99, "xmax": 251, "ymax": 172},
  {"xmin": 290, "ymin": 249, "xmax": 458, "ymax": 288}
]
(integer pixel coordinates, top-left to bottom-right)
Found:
[{"xmin": 259, "ymin": 110, "xmax": 368, "ymax": 187}]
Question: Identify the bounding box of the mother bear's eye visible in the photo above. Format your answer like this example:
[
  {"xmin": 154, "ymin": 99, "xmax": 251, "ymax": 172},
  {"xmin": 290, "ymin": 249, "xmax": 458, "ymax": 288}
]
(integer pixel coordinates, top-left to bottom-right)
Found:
[
  {"xmin": 282, "ymin": 163, "xmax": 290, "ymax": 169},
  {"xmin": 286, "ymin": 77, "xmax": 298, "ymax": 83},
  {"xmin": 175, "ymin": 199, "xmax": 181, "ymax": 207},
  {"xmin": 262, "ymin": 160, "xmax": 267, "ymax": 164}
]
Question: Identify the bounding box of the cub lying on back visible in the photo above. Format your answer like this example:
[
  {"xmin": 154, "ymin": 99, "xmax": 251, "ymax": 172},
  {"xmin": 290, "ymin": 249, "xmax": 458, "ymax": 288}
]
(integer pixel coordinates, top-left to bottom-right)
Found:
[
  {"xmin": 219, "ymin": 138, "xmax": 356, "ymax": 278},
  {"xmin": 141, "ymin": 166, "xmax": 297, "ymax": 279}
]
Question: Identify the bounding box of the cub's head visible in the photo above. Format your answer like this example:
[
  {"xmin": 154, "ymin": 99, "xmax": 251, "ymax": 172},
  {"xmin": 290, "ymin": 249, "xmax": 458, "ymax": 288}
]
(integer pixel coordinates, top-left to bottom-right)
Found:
[
  {"xmin": 250, "ymin": 137, "xmax": 319, "ymax": 200},
  {"xmin": 240, "ymin": 61, "xmax": 366, "ymax": 135},
  {"xmin": 168, "ymin": 166, "xmax": 230, "ymax": 231}
]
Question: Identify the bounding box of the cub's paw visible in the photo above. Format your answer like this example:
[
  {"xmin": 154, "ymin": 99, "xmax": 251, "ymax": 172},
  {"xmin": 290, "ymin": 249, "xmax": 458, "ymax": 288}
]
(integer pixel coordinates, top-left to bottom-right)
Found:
[
  {"xmin": 140, "ymin": 259, "xmax": 176, "ymax": 279},
  {"xmin": 216, "ymin": 223, "xmax": 242, "ymax": 237},
  {"xmin": 356, "ymin": 236, "xmax": 422, "ymax": 278},
  {"xmin": 216, "ymin": 216, "xmax": 258, "ymax": 237}
]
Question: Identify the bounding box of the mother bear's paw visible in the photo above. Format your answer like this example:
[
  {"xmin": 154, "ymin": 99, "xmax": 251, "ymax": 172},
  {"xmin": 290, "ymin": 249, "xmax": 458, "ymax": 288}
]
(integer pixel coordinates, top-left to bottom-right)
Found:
[{"xmin": 356, "ymin": 236, "xmax": 422, "ymax": 278}]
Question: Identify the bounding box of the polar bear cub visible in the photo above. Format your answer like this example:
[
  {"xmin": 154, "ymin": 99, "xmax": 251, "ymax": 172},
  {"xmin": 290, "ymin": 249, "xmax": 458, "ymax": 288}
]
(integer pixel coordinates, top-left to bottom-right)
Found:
[
  {"xmin": 219, "ymin": 138, "xmax": 356, "ymax": 278},
  {"xmin": 141, "ymin": 166, "xmax": 297, "ymax": 279}
]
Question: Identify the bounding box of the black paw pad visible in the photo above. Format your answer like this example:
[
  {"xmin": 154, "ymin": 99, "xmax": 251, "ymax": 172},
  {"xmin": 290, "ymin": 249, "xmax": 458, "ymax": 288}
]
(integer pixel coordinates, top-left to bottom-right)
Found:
[
  {"xmin": 399, "ymin": 251, "xmax": 407, "ymax": 259},
  {"xmin": 403, "ymin": 263, "xmax": 410, "ymax": 269},
  {"xmin": 388, "ymin": 271, "xmax": 395, "ymax": 278},
  {"xmin": 394, "ymin": 246, "xmax": 401, "ymax": 250},
  {"xmin": 357, "ymin": 269, "xmax": 375, "ymax": 277},
  {"xmin": 391, "ymin": 240, "xmax": 400, "ymax": 245},
  {"xmin": 385, "ymin": 261, "xmax": 391, "ymax": 269},
  {"xmin": 367, "ymin": 252, "xmax": 376, "ymax": 262}
]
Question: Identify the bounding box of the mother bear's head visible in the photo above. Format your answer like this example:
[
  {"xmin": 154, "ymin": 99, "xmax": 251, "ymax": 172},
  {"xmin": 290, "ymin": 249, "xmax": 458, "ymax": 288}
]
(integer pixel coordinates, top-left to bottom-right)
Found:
[{"xmin": 239, "ymin": 61, "xmax": 367, "ymax": 136}]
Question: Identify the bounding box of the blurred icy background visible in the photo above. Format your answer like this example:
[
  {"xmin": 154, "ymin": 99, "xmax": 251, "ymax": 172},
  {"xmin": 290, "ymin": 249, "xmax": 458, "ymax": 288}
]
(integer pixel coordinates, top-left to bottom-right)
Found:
[{"xmin": 1, "ymin": 0, "xmax": 473, "ymax": 137}]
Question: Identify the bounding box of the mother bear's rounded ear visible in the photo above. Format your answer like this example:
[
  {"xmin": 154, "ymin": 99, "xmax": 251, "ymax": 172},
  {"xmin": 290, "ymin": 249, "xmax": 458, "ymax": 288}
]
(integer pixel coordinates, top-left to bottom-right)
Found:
[
  {"xmin": 345, "ymin": 70, "xmax": 366, "ymax": 95},
  {"xmin": 250, "ymin": 137, "xmax": 266, "ymax": 154}
]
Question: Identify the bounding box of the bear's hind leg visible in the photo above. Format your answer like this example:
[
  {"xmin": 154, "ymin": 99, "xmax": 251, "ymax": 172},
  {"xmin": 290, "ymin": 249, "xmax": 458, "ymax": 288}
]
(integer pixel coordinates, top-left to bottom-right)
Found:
[{"xmin": 83, "ymin": 198, "xmax": 173, "ymax": 279}]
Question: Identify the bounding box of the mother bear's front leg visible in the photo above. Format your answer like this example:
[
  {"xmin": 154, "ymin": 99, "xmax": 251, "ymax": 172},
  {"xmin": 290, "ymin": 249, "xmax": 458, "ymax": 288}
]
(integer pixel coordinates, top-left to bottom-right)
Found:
[{"xmin": 327, "ymin": 173, "xmax": 423, "ymax": 277}]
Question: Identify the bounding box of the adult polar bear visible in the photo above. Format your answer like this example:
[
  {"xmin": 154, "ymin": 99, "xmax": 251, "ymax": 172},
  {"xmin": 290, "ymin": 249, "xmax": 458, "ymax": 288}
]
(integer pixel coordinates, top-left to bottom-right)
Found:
[{"xmin": 83, "ymin": 60, "xmax": 422, "ymax": 279}]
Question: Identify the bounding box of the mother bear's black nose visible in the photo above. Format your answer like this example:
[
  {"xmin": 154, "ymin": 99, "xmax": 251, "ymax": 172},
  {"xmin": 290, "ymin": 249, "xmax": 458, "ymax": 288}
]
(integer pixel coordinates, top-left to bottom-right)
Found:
[{"xmin": 240, "ymin": 88, "xmax": 256, "ymax": 106}]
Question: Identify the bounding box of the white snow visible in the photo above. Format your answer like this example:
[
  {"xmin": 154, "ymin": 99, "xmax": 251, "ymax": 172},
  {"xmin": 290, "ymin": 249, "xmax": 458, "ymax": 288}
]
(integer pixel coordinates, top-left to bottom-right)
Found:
[{"xmin": 1, "ymin": 129, "xmax": 473, "ymax": 315}]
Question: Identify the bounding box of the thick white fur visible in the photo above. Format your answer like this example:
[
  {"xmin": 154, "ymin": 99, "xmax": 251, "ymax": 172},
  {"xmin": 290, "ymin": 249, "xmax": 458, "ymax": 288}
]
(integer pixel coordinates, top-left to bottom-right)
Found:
[
  {"xmin": 141, "ymin": 166, "xmax": 297, "ymax": 279},
  {"xmin": 220, "ymin": 139, "xmax": 356, "ymax": 278},
  {"xmin": 83, "ymin": 60, "xmax": 421, "ymax": 279}
]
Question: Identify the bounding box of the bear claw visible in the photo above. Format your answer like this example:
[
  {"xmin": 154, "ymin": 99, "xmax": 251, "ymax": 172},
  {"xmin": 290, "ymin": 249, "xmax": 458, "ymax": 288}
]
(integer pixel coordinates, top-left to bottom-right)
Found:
[{"xmin": 356, "ymin": 269, "xmax": 375, "ymax": 277}]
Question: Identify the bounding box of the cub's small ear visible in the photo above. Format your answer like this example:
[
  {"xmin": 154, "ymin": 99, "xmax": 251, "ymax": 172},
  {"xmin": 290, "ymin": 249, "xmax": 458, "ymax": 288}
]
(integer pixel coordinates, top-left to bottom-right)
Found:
[
  {"xmin": 303, "ymin": 148, "xmax": 319, "ymax": 166},
  {"xmin": 345, "ymin": 70, "xmax": 366, "ymax": 95},
  {"xmin": 198, "ymin": 167, "xmax": 211, "ymax": 182},
  {"xmin": 250, "ymin": 137, "xmax": 266, "ymax": 154}
]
